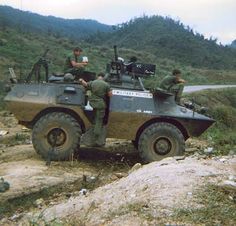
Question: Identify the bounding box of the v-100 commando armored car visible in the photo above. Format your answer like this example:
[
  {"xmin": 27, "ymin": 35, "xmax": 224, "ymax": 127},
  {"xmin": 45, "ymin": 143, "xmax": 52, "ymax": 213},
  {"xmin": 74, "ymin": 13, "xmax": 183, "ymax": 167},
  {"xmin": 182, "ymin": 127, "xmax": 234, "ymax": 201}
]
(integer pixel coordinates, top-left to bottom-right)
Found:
[{"xmin": 4, "ymin": 47, "xmax": 215, "ymax": 163}]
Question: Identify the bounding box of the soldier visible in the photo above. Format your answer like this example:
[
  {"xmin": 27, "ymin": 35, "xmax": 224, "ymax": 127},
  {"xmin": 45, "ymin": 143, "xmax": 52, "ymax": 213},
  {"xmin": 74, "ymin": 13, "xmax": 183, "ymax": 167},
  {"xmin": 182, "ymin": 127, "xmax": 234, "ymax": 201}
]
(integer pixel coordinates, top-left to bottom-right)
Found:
[
  {"xmin": 64, "ymin": 47, "xmax": 88, "ymax": 78},
  {"xmin": 159, "ymin": 69, "xmax": 186, "ymax": 104},
  {"xmin": 79, "ymin": 73, "xmax": 112, "ymax": 145}
]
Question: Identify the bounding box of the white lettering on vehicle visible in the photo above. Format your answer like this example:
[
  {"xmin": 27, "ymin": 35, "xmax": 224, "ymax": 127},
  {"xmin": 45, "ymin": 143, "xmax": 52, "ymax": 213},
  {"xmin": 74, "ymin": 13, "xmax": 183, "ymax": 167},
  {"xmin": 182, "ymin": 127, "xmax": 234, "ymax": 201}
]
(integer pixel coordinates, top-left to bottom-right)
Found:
[
  {"xmin": 112, "ymin": 89, "xmax": 153, "ymax": 98},
  {"xmin": 136, "ymin": 109, "xmax": 153, "ymax": 114}
]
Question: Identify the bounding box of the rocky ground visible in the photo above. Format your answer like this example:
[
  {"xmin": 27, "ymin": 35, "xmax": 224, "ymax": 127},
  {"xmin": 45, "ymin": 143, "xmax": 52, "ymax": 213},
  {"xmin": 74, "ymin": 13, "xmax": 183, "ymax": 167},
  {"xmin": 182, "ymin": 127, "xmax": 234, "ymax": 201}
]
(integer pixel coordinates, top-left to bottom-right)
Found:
[{"xmin": 0, "ymin": 112, "xmax": 235, "ymax": 225}]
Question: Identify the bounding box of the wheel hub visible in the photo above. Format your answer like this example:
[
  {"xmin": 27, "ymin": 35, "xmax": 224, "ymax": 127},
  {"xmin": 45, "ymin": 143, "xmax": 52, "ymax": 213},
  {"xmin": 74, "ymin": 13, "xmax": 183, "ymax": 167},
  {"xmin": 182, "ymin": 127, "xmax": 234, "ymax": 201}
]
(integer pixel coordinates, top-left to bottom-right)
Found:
[
  {"xmin": 47, "ymin": 128, "xmax": 66, "ymax": 147},
  {"xmin": 153, "ymin": 137, "xmax": 172, "ymax": 155}
]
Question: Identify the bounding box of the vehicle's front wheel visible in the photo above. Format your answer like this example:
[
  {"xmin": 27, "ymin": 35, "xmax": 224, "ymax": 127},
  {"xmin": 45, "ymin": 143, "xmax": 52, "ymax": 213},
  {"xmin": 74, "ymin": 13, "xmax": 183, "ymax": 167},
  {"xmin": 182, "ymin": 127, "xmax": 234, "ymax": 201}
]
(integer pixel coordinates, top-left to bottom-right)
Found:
[
  {"xmin": 32, "ymin": 112, "xmax": 82, "ymax": 161},
  {"xmin": 138, "ymin": 122, "xmax": 185, "ymax": 163}
]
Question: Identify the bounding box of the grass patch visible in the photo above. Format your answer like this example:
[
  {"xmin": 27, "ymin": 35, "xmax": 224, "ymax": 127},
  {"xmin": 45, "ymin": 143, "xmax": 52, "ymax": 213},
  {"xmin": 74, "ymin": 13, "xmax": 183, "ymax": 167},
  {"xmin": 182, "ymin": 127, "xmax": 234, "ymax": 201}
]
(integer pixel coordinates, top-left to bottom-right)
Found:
[
  {"xmin": 0, "ymin": 176, "xmax": 100, "ymax": 219},
  {"xmin": 172, "ymin": 184, "xmax": 236, "ymax": 226},
  {"xmin": 185, "ymin": 88, "xmax": 236, "ymax": 155},
  {"xmin": 104, "ymin": 201, "xmax": 161, "ymax": 223},
  {"xmin": 0, "ymin": 82, "xmax": 6, "ymax": 111},
  {"xmin": 0, "ymin": 133, "xmax": 31, "ymax": 146}
]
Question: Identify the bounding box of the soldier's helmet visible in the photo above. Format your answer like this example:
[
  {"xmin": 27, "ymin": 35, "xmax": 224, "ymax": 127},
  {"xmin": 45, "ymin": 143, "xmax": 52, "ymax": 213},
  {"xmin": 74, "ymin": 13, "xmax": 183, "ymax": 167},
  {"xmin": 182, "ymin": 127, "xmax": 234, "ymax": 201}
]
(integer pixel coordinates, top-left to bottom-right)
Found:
[{"xmin": 64, "ymin": 73, "xmax": 74, "ymax": 82}]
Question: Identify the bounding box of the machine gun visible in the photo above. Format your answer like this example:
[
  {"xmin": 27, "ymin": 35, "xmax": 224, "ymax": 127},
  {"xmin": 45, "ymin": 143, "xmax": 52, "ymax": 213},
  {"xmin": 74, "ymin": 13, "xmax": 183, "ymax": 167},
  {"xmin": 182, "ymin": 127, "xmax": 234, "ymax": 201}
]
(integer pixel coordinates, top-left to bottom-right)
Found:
[
  {"xmin": 106, "ymin": 46, "xmax": 156, "ymax": 90},
  {"xmin": 26, "ymin": 49, "xmax": 49, "ymax": 83}
]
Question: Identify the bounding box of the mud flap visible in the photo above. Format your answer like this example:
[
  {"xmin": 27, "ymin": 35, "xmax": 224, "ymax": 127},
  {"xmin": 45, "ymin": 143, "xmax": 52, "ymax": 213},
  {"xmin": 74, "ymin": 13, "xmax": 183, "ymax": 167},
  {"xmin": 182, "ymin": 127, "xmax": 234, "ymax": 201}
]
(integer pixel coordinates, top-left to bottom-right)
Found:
[{"xmin": 81, "ymin": 126, "xmax": 107, "ymax": 147}]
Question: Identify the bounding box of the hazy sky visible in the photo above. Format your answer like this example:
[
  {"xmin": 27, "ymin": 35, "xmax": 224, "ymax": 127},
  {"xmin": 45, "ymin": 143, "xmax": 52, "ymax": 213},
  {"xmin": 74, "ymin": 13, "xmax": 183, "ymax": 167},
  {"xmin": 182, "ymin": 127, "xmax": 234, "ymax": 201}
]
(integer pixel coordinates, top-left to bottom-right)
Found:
[{"xmin": 1, "ymin": 0, "xmax": 235, "ymax": 44}]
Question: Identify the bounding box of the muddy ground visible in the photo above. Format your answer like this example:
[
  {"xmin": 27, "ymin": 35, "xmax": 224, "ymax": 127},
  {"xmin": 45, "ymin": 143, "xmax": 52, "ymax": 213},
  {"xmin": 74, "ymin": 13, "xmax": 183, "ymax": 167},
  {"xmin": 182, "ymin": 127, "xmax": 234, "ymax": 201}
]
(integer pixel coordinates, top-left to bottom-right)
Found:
[{"xmin": 0, "ymin": 112, "xmax": 235, "ymax": 225}]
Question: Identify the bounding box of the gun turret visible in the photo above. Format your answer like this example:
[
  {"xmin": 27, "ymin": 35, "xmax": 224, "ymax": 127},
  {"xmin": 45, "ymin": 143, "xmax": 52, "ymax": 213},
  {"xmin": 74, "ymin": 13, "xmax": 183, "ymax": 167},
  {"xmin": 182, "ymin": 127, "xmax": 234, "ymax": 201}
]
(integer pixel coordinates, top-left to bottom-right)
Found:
[{"xmin": 106, "ymin": 46, "xmax": 156, "ymax": 90}]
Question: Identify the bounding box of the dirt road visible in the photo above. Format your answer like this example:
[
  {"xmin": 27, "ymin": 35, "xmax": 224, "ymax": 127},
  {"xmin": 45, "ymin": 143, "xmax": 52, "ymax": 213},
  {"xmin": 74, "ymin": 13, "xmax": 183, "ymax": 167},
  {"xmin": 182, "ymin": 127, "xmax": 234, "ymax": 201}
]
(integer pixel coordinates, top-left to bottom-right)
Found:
[{"xmin": 184, "ymin": 84, "xmax": 236, "ymax": 93}]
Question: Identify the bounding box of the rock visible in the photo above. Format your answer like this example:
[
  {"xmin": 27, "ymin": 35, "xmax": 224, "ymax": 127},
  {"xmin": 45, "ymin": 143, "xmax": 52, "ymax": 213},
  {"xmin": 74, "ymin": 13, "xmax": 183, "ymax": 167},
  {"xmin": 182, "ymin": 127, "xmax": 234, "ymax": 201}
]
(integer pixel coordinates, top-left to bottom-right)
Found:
[
  {"xmin": 228, "ymin": 150, "xmax": 236, "ymax": 156},
  {"xmin": 0, "ymin": 178, "xmax": 10, "ymax": 192},
  {"xmin": 34, "ymin": 198, "xmax": 44, "ymax": 208},
  {"xmin": 219, "ymin": 158, "xmax": 227, "ymax": 163},
  {"xmin": 174, "ymin": 156, "xmax": 185, "ymax": 161},
  {"xmin": 129, "ymin": 163, "xmax": 142, "ymax": 174},
  {"xmin": 10, "ymin": 213, "xmax": 23, "ymax": 221},
  {"xmin": 0, "ymin": 130, "xmax": 8, "ymax": 136},
  {"xmin": 65, "ymin": 193, "xmax": 72, "ymax": 198},
  {"xmin": 228, "ymin": 175, "xmax": 236, "ymax": 182},
  {"xmin": 21, "ymin": 126, "xmax": 30, "ymax": 132},
  {"xmin": 79, "ymin": 188, "xmax": 88, "ymax": 195},
  {"xmin": 204, "ymin": 147, "xmax": 214, "ymax": 154},
  {"xmin": 185, "ymin": 148, "xmax": 199, "ymax": 153},
  {"xmin": 88, "ymin": 176, "xmax": 97, "ymax": 182},
  {"xmin": 114, "ymin": 172, "xmax": 128, "ymax": 179},
  {"xmin": 159, "ymin": 157, "xmax": 176, "ymax": 166},
  {"xmin": 219, "ymin": 180, "xmax": 236, "ymax": 191}
]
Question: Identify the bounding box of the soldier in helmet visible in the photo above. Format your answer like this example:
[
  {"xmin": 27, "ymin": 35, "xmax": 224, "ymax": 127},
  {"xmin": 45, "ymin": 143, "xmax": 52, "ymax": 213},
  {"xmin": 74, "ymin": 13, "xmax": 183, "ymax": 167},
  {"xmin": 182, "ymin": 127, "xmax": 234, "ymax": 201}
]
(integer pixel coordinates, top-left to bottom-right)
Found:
[
  {"xmin": 79, "ymin": 73, "xmax": 112, "ymax": 145},
  {"xmin": 159, "ymin": 69, "xmax": 186, "ymax": 104},
  {"xmin": 64, "ymin": 47, "xmax": 88, "ymax": 78}
]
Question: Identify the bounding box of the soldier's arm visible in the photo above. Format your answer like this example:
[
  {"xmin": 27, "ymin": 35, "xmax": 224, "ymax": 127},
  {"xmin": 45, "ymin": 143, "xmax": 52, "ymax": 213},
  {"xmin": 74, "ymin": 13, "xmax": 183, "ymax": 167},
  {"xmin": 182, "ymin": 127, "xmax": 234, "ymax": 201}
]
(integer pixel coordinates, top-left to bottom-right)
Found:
[
  {"xmin": 71, "ymin": 60, "xmax": 88, "ymax": 68},
  {"xmin": 177, "ymin": 78, "xmax": 186, "ymax": 83},
  {"xmin": 79, "ymin": 78, "xmax": 88, "ymax": 87},
  {"xmin": 107, "ymin": 90, "xmax": 113, "ymax": 97},
  {"xmin": 106, "ymin": 85, "xmax": 113, "ymax": 97},
  {"xmin": 176, "ymin": 77, "xmax": 186, "ymax": 84}
]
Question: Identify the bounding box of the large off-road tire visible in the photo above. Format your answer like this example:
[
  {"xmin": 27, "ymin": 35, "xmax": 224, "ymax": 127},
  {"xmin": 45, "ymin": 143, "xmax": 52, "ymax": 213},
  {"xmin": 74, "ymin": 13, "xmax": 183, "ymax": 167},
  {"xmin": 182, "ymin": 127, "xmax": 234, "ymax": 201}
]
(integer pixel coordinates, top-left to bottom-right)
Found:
[
  {"xmin": 138, "ymin": 122, "xmax": 185, "ymax": 163},
  {"xmin": 32, "ymin": 112, "xmax": 82, "ymax": 161}
]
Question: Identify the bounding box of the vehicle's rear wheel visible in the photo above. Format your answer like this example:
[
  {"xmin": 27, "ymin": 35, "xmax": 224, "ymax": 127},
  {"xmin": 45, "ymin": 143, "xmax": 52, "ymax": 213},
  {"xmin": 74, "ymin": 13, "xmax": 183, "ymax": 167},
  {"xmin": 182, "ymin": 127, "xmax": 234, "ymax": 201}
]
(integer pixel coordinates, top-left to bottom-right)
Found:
[
  {"xmin": 32, "ymin": 112, "xmax": 82, "ymax": 161},
  {"xmin": 138, "ymin": 122, "xmax": 185, "ymax": 163}
]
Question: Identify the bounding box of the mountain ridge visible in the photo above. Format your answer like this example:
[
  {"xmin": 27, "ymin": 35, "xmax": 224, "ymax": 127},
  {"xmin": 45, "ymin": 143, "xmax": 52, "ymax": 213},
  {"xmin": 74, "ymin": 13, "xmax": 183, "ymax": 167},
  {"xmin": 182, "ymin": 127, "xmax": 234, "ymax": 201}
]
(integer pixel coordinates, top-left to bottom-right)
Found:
[
  {"xmin": 0, "ymin": 5, "xmax": 112, "ymax": 39},
  {"xmin": 87, "ymin": 16, "xmax": 236, "ymax": 70}
]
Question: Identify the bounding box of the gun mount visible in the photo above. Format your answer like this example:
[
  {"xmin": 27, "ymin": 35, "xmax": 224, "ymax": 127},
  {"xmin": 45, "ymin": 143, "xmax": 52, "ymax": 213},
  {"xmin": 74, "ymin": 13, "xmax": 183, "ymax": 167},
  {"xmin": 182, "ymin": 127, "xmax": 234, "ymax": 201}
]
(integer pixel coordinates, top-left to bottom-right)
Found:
[
  {"xmin": 26, "ymin": 49, "xmax": 49, "ymax": 83},
  {"xmin": 105, "ymin": 45, "xmax": 156, "ymax": 90}
]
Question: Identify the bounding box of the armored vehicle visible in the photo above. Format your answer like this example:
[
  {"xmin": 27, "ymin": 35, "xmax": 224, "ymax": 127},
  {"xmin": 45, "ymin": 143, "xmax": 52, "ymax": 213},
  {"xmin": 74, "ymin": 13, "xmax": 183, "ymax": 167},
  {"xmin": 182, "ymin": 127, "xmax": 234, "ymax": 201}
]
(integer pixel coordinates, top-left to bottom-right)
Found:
[{"xmin": 4, "ymin": 47, "xmax": 215, "ymax": 163}]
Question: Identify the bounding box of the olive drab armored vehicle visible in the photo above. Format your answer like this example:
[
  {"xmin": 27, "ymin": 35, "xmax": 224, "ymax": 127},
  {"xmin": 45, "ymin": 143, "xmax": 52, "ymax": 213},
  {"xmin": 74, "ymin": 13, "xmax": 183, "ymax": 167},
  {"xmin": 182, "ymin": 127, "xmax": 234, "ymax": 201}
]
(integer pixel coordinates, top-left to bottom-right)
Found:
[{"xmin": 4, "ymin": 46, "xmax": 215, "ymax": 163}]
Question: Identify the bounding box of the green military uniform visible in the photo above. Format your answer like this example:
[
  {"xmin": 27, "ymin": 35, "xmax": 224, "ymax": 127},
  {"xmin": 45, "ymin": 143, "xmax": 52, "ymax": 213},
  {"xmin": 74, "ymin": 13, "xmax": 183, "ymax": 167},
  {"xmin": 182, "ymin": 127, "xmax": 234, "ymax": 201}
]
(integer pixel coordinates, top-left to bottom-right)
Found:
[
  {"xmin": 159, "ymin": 75, "xmax": 184, "ymax": 104},
  {"xmin": 64, "ymin": 53, "xmax": 84, "ymax": 77},
  {"xmin": 87, "ymin": 79, "xmax": 111, "ymax": 138}
]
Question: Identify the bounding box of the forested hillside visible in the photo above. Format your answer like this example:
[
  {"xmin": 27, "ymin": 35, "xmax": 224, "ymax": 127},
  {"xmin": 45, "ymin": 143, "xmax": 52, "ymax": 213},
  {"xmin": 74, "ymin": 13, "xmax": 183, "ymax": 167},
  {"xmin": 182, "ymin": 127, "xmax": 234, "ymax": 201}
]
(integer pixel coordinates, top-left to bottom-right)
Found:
[
  {"xmin": 230, "ymin": 40, "xmax": 236, "ymax": 49},
  {"xmin": 0, "ymin": 28, "xmax": 235, "ymax": 87},
  {"xmin": 0, "ymin": 7, "xmax": 235, "ymax": 87},
  {"xmin": 88, "ymin": 16, "xmax": 236, "ymax": 70},
  {"xmin": 0, "ymin": 6, "xmax": 111, "ymax": 40}
]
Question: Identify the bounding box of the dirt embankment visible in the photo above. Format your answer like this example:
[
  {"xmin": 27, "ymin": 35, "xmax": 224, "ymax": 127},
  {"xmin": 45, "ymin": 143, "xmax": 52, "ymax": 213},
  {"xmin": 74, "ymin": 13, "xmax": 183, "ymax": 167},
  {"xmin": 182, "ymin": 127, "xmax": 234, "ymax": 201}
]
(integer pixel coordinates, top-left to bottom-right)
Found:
[{"xmin": 16, "ymin": 156, "xmax": 236, "ymax": 226}]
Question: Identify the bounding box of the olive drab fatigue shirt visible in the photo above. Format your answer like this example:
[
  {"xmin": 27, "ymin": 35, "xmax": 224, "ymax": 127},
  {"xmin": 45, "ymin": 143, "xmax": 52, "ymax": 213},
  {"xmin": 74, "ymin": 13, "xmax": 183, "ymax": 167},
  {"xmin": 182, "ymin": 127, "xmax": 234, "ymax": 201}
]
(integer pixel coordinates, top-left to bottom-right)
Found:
[
  {"xmin": 64, "ymin": 53, "xmax": 83, "ymax": 72},
  {"xmin": 87, "ymin": 79, "xmax": 111, "ymax": 110},
  {"xmin": 159, "ymin": 75, "xmax": 177, "ymax": 91}
]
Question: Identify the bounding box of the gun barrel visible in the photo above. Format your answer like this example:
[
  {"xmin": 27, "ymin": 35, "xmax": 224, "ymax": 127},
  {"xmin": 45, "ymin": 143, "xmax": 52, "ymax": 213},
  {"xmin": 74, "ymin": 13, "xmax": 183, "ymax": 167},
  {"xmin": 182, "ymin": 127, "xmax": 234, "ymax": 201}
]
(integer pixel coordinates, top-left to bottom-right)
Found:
[
  {"xmin": 42, "ymin": 48, "xmax": 49, "ymax": 58},
  {"xmin": 113, "ymin": 45, "xmax": 118, "ymax": 61}
]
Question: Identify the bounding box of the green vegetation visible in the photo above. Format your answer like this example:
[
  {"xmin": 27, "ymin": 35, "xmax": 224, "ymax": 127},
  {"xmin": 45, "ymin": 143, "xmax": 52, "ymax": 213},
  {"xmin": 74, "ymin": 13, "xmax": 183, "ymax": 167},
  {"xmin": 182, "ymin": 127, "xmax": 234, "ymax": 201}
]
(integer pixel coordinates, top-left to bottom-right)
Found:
[
  {"xmin": 0, "ymin": 6, "xmax": 111, "ymax": 40},
  {"xmin": 89, "ymin": 15, "xmax": 236, "ymax": 70},
  {"xmin": 1, "ymin": 28, "xmax": 235, "ymax": 85},
  {"xmin": 230, "ymin": 39, "xmax": 236, "ymax": 48},
  {"xmin": 0, "ymin": 178, "xmax": 84, "ymax": 218},
  {"xmin": 104, "ymin": 184, "xmax": 236, "ymax": 225},
  {"xmin": 186, "ymin": 88, "xmax": 236, "ymax": 154},
  {"xmin": 0, "ymin": 82, "xmax": 5, "ymax": 110},
  {"xmin": 0, "ymin": 132, "xmax": 31, "ymax": 146},
  {"xmin": 172, "ymin": 185, "xmax": 236, "ymax": 226}
]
